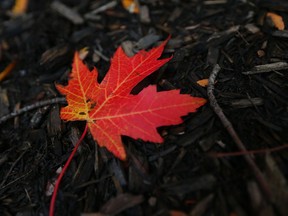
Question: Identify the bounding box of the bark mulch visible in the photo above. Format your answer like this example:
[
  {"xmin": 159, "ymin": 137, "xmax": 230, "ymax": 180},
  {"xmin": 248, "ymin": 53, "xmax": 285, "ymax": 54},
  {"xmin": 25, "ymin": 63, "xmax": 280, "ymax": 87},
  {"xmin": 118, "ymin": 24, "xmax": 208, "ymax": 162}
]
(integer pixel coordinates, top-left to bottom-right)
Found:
[{"xmin": 0, "ymin": 0, "xmax": 288, "ymax": 215}]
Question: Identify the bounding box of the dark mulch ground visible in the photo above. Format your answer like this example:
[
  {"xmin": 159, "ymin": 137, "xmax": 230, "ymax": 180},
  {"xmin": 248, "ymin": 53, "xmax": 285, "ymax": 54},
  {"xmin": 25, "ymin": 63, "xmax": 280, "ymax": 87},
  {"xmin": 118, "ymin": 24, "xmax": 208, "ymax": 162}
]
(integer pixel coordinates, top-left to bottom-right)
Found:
[{"xmin": 1, "ymin": 0, "xmax": 288, "ymax": 215}]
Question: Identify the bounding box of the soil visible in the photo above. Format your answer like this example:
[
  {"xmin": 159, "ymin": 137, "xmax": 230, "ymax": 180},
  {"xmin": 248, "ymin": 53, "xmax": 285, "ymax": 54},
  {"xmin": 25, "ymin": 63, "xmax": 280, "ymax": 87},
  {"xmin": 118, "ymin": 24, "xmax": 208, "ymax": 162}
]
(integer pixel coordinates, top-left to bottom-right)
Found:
[{"xmin": 1, "ymin": 0, "xmax": 288, "ymax": 216}]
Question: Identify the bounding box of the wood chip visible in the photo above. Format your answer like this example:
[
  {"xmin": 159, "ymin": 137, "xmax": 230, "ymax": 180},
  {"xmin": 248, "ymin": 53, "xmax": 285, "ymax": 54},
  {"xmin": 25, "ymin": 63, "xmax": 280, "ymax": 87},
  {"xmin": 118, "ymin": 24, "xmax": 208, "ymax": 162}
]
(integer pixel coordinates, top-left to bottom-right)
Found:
[
  {"xmin": 121, "ymin": 0, "xmax": 139, "ymax": 14},
  {"xmin": 12, "ymin": 0, "xmax": 29, "ymax": 16},
  {"xmin": 100, "ymin": 193, "xmax": 144, "ymax": 215},
  {"xmin": 161, "ymin": 175, "xmax": 216, "ymax": 198},
  {"xmin": 93, "ymin": 49, "xmax": 109, "ymax": 61},
  {"xmin": 0, "ymin": 60, "xmax": 16, "ymax": 82},
  {"xmin": 197, "ymin": 79, "xmax": 209, "ymax": 87},
  {"xmin": 51, "ymin": 1, "xmax": 84, "ymax": 25},
  {"xmin": 189, "ymin": 194, "xmax": 214, "ymax": 216},
  {"xmin": 168, "ymin": 7, "xmax": 182, "ymax": 22},
  {"xmin": 264, "ymin": 154, "xmax": 288, "ymax": 216},
  {"xmin": 136, "ymin": 34, "xmax": 160, "ymax": 50},
  {"xmin": 204, "ymin": 0, "xmax": 227, "ymax": 5},
  {"xmin": 140, "ymin": 5, "xmax": 151, "ymax": 24},
  {"xmin": 272, "ymin": 30, "xmax": 288, "ymax": 38},
  {"xmin": 207, "ymin": 25, "xmax": 240, "ymax": 46},
  {"xmin": 230, "ymin": 98, "xmax": 263, "ymax": 108},
  {"xmin": 86, "ymin": 1, "xmax": 117, "ymax": 15},
  {"xmin": 245, "ymin": 23, "xmax": 260, "ymax": 33}
]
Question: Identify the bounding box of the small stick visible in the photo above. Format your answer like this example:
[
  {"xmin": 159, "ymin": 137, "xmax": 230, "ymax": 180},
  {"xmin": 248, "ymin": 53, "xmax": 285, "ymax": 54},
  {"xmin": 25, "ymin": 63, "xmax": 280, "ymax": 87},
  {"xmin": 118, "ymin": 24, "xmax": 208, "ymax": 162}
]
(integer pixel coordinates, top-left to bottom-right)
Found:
[
  {"xmin": 0, "ymin": 97, "xmax": 66, "ymax": 125},
  {"xmin": 242, "ymin": 62, "xmax": 288, "ymax": 75},
  {"xmin": 207, "ymin": 64, "xmax": 272, "ymax": 200}
]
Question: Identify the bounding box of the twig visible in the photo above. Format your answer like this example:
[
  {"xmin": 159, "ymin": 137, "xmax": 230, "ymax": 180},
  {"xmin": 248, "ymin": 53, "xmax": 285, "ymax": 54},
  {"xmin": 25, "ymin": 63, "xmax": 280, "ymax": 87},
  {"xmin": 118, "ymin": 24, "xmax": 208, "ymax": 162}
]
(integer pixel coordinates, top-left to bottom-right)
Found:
[
  {"xmin": 207, "ymin": 64, "xmax": 272, "ymax": 200},
  {"xmin": 0, "ymin": 97, "xmax": 66, "ymax": 125},
  {"xmin": 0, "ymin": 170, "xmax": 32, "ymax": 192},
  {"xmin": 242, "ymin": 62, "xmax": 288, "ymax": 75}
]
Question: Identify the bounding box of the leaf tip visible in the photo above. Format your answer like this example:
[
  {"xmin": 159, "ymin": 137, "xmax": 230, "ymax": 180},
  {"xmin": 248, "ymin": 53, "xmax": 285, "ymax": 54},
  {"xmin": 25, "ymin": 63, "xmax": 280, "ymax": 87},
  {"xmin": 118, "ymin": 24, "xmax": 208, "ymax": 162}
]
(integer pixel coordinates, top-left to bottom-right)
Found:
[
  {"xmin": 195, "ymin": 97, "xmax": 207, "ymax": 108},
  {"xmin": 200, "ymin": 98, "xmax": 207, "ymax": 104},
  {"xmin": 115, "ymin": 149, "xmax": 127, "ymax": 161},
  {"xmin": 160, "ymin": 35, "xmax": 171, "ymax": 48}
]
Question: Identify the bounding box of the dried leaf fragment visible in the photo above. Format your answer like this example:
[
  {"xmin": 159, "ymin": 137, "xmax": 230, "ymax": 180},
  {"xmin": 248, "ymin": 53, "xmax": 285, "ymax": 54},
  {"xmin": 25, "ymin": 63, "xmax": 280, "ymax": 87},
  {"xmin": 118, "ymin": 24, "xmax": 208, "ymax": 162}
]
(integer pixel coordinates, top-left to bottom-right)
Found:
[
  {"xmin": 12, "ymin": 0, "xmax": 29, "ymax": 15},
  {"xmin": 0, "ymin": 61, "xmax": 16, "ymax": 82},
  {"xmin": 266, "ymin": 12, "xmax": 285, "ymax": 30},
  {"xmin": 196, "ymin": 79, "xmax": 209, "ymax": 87},
  {"xmin": 122, "ymin": 0, "xmax": 139, "ymax": 13}
]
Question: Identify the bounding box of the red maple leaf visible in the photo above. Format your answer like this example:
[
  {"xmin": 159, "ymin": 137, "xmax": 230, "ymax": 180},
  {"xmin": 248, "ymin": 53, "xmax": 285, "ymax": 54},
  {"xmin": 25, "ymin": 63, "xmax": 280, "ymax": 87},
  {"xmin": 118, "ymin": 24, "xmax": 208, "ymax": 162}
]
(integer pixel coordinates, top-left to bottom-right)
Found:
[{"xmin": 56, "ymin": 38, "xmax": 206, "ymax": 160}]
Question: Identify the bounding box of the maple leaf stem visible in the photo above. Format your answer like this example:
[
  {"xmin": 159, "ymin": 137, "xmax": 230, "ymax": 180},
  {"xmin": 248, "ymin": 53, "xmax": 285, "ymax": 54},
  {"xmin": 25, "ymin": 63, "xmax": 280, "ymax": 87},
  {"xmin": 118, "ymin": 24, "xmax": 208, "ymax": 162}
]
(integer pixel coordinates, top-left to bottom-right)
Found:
[
  {"xmin": 49, "ymin": 124, "xmax": 88, "ymax": 216},
  {"xmin": 0, "ymin": 97, "xmax": 66, "ymax": 125}
]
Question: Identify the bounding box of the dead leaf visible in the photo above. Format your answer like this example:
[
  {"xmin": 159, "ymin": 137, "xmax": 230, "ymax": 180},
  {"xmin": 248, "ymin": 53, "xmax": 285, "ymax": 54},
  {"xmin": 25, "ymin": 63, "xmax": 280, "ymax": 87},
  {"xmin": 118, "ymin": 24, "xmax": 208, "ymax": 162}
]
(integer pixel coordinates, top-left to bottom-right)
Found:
[
  {"xmin": 0, "ymin": 61, "xmax": 16, "ymax": 82},
  {"xmin": 266, "ymin": 12, "xmax": 285, "ymax": 30},
  {"xmin": 197, "ymin": 79, "xmax": 209, "ymax": 87}
]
